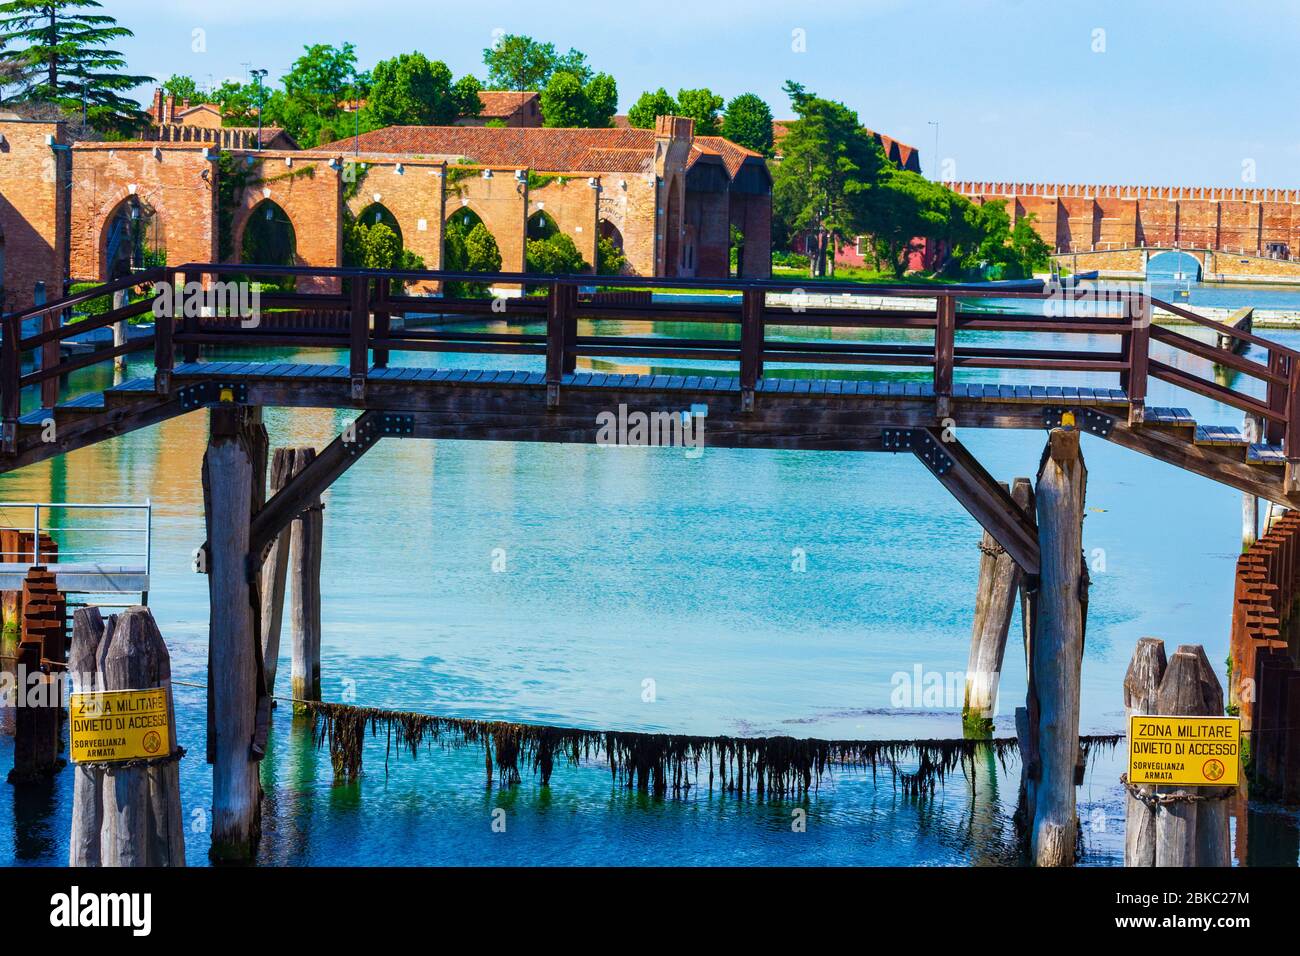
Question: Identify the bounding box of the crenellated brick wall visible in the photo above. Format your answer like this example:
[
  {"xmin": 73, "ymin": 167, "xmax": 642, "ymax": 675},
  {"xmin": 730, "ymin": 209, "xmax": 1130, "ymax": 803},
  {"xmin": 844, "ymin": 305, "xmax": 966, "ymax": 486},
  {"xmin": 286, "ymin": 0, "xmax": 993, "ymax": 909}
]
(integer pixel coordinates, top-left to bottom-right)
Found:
[{"xmin": 948, "ymin": 181, "xmax": 1300, "ymax": 258}]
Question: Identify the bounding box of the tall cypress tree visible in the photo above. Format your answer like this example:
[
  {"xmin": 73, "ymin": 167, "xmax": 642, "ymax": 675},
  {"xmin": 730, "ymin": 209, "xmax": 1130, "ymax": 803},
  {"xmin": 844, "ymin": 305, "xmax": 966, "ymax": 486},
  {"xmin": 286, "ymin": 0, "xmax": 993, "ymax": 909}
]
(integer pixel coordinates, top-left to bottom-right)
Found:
[{"xmin": 0, "ymin": 1, "xmax": 151, "ymax": 131}]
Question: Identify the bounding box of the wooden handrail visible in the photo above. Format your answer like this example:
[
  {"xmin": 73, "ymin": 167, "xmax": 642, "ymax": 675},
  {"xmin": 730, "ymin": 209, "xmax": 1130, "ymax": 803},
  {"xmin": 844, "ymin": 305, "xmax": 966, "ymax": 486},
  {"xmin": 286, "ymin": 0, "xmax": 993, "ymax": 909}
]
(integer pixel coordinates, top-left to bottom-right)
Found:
[{"xmin": 3, "ymin": 264, "xmax": 1298, "ymax": 462}]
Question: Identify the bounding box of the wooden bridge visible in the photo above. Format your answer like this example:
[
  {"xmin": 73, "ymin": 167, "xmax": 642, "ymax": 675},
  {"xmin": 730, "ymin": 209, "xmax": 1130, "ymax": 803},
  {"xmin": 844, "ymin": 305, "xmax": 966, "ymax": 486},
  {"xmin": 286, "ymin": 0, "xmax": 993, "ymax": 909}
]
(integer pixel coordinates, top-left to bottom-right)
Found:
[
  {"xmin": 3, "ymin": 263, "xmax": 1299, "ymax": 572},
  {"xmin": 3, "ymin": 263, "xmax": 1297, "ymax": 862}
]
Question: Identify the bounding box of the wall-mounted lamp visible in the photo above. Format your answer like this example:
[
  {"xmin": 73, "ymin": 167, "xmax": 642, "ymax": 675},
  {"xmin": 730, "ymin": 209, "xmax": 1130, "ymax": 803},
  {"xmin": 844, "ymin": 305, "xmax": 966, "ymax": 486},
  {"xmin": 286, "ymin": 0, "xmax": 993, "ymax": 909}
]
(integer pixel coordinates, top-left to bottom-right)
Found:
[{"xmin": 482, "ymin": 169, "xmax": 493, "ymax": 179}]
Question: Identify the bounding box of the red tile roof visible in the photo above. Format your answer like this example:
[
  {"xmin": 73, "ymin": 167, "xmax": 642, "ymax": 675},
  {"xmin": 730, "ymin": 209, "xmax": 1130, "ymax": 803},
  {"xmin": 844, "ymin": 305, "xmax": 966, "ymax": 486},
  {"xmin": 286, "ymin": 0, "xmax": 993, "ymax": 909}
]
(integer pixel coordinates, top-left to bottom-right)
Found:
[
  {"xmin": 689, "ymin": 135, "xmax": 765, "ymax": 177},
  {"xmin": 316, "ymin": 125, "xmax": 663, "ymax": 173},
  {"xmin": 476, "ymin": 90, "xmax": 539, "ymax": 119}
]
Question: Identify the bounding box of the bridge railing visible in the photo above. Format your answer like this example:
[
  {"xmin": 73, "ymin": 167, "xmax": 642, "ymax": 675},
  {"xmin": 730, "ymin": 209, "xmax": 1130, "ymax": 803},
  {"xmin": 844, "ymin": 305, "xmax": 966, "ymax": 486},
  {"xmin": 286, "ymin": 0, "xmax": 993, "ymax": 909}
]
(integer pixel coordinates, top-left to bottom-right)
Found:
[{"xmin": 2, "ymin": 263, "xmax": 1298, "ymax": 462}]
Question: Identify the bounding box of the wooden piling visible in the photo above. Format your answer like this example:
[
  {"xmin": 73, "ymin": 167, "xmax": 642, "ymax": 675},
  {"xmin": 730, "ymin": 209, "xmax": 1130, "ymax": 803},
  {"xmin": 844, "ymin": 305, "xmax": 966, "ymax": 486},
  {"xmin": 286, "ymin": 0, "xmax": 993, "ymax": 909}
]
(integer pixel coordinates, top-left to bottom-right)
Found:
[
  {"xmin": 95, "ymin": 607, "xmax": 186, "ymax": 866},
  {"xmin": 1122, "ymin": 637, "xmax": 1166, "ymax": 866},
  {"xmin": 203, "ymin": 406, "xmax": 263, "ymax": 862},
  {"xmin": 1026, "ymin": 427, "xmax": 1087, "ymax": 867},
  {"xmin": 289, "ymin": 446, "xmax": 322, "ymax": 712},
  {"xmin": 963, "ymin": 478, "xmax": 1029, "ymax": 736},
  {"xmin": 68, "ymin": 607, "xmax": 104, "ymax": 866},
  {"xmin": 259, "ymin": 447, "xmax": 294, "ymax": 698},
  {"xmin": 1122, "ymin": 639, "xmax": 1233, "ymax": 867}
]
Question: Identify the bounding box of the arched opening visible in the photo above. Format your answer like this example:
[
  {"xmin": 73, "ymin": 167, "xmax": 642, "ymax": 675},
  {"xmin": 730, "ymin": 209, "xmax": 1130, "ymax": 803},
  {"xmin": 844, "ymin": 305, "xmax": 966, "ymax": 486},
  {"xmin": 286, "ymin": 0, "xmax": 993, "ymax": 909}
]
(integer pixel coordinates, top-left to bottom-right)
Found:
[
  {"xmin": 241, "ymin": 199, "xmax": 297, "ymax": 268},
  {"xmin": 354, "ymin": 203, "xmax": 403, "ymax": 247},
  {"xmin": 597, "ymin": 219, "xmax": 626, "ymax": 276},
  {"xmin": 101, "ymin": 196, "xmax": 164, "ymax": 280},
  {"xmin": 443, "ymin": 206, "xmax": 502, "ymax": 296},
  {"xmin": 240, "ymin": 199, "xmax": 297, "ymax": 292},
  {"xmin": 1146, "ymin": 249, "xmax": 1202, "ymax": 282},
  {"xmin": 527, "ymin": 210, "xmax": 558, "ymax": 241},
  {"xmin": 664, "ymin": 177, "xmax": 683, "ymax": 277}
]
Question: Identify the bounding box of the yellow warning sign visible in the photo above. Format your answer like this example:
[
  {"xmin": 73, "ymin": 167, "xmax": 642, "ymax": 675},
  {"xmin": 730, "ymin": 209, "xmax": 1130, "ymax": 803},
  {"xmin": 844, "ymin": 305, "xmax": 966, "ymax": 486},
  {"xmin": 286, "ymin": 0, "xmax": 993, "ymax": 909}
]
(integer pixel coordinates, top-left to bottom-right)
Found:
[
  {"xmin": 69, "ymin": 688, "xmax": 171, "ymax": 764},
  {"xmin": 1128, "ymin": 715, "xmax": 1240, "ymax": 786}
]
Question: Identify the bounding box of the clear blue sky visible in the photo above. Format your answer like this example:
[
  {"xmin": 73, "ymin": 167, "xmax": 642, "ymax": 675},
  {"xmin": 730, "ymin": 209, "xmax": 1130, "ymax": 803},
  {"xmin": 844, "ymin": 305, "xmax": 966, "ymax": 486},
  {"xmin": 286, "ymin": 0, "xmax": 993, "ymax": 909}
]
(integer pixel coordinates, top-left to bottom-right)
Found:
[{"xmin": 113, "ymin": 0, "xmax": 1300, "ymax": 188}]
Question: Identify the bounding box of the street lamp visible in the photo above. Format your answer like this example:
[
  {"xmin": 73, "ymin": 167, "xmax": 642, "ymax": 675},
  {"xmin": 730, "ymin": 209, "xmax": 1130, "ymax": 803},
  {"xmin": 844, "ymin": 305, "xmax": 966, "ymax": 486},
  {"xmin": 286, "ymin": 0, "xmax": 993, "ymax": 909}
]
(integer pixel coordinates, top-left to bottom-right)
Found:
[{"xmin": 250, "ymin": 69, "xmax": 268, "ymax": 150}]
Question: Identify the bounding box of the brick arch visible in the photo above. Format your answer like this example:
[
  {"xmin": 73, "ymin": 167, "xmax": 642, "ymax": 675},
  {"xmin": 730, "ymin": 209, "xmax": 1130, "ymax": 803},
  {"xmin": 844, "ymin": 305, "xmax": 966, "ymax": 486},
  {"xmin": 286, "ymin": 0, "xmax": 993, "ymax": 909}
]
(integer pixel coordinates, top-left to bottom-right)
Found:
[
  {"xmin": 228, "ymin": 155, "xmax": 341, "ymax": 291},
  {"xmin": 528, "ymin": 178, "xmax": 599, "ymax": 272},
  {"xmin": 80, "ymin": 187, "xmax": 169, "ymax": 281},
  {"xmin": 444, "ymin": 202, "xmax": 505, "ymax": 265}
]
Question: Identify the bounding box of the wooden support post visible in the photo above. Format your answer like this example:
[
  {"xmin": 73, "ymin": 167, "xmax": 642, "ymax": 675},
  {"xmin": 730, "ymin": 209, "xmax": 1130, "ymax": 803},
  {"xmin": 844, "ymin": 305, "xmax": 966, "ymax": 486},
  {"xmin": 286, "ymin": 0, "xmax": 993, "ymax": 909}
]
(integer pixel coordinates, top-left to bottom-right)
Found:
[
  {"xmin": 739, "ymin": 289, "xmax": 763, "ymax": 412},
  {"xmin": 1156, "ymin": 645, "xmax": 1232, "ymax": 867},
  {"xmin": 962, "ymin": 478, "xmax": 1029, "ymax": 737},
  {"xmin": 1285, "ymin": 358, "xmax": 1300, "ymax": 494},
  {"xmin": 349, "ymin": 275, "xmax": 369, "ymax": 400},
  {"xmin": 289, "ymin": 446, "xmax": 322, "ymax": 712},
  {"xmin": 203, "ymin": 405, "xmax": 263, "ymax": 862},
  {"xmin": 7, "ymin": 639, "xmax": 61, "ymax": 782},
  {"xmin": 39, "ymin": 286, "xmax": 58, "ymax": 411},
  {"xmin": 1122, "ymin": 636, "xmax": 1166, "ymax": 866},
  {"xmin": 1126, "ymin": 296, "xmax": 1150, "ymax": 424},
  {"xmin": 154, "ymin": 278, "xmax": 174, "ymax": 394},
  {"xmin": 372, "ymin": 276, "xmax": 391, "ymax": 370},
  {"xmin": 1026, "ymin": 427, "xmax": 1087, "ymax": 867},
  {"xmin": 259, "ymin": 447, "xmax": 294, "ymax": 698},
  {"xmin": 84, "ymin": 607, "xmax": 186, "ymax": 866},
  {"xmin": 545, "ymin": 280, "xmax": 570, "ymax": 407},
  {"xmin": 1, "ymin": 313, "xmax": 19, "ymax": 453},
  {"xmin": 934, "ymin": 294, "xmax": 955, "ymax": 419},
  {"xmin": 68, "ymin": 607, "xmax": 103, "ymax": 866},
  {"xmin": 179, "ymin": 270, "xmax": 200, "ymax": 365},
  {"xmin": 112, "ymin": 289, "xmax": 129, "ymax": 373}
]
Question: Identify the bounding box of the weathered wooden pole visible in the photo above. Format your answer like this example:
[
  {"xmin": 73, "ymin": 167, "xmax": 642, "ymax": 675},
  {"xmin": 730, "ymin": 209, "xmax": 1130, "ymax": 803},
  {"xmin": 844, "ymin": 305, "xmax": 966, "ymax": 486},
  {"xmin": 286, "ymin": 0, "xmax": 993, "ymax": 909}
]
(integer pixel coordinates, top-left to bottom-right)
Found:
[
  {"xmin": 1122, "ymin": 636, "xmax": 1166, "ymax": 866},
  {"xmin": 96, "ymin": 607, "xmax": 186, "ymax": 866},
  {"xmin": 259, "ymin": 447, "xmax": 294, "ymax": 698},
  {"xmin": 203, "ymin": 405, "xmax": 263, "ymax": 862},
  {"xmin": 289, "ymin": 446, "xmax": 322, "ymax": 712},
  {"xmin": 1154, "ymin": 645, "xmax": 1231, "ymax": 867},
  {"xmin": 963, "ymin": 478, "xmax": 1030, "ymax": 737},
  {"xmin": 1027, "ymin": 426, "xmax": 1087, "ymax": 867},
  {"xmin": 68, "ymin": 607, "xmax": 104, "ymax": 866}
]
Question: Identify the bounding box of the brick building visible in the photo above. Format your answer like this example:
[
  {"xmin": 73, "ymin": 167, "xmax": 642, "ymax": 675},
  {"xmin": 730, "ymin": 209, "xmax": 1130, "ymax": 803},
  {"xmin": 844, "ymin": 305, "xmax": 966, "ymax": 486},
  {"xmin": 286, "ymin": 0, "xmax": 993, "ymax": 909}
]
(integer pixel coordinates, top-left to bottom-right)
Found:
[
  {"xmin": 143, "ymin": 88, "xmax": 299, "ymax": 151},
  {"xmin": 457, "ymin": 91, "xmax": 544, "ymax": 128},
  {"xmin": 0, "ymin": 113, "xmax": 769, "ymax": 311}
]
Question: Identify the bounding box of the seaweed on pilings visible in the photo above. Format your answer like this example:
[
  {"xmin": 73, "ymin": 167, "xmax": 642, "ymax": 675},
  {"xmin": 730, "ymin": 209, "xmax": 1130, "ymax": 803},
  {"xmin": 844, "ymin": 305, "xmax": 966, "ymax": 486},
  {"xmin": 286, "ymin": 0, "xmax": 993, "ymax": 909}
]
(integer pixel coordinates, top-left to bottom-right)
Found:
[{"xmin": 303, "ymin": 700, "xmax": 1121, "ymax": 800}]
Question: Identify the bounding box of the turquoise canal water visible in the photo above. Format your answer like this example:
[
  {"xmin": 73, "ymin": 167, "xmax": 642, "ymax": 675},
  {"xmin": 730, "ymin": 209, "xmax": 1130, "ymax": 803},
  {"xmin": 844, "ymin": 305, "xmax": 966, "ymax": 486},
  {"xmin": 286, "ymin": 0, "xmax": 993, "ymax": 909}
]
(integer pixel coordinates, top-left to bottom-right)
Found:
[{"xmin": 2, "ymin": 298, "xmax": 1299, "ymax": 866}]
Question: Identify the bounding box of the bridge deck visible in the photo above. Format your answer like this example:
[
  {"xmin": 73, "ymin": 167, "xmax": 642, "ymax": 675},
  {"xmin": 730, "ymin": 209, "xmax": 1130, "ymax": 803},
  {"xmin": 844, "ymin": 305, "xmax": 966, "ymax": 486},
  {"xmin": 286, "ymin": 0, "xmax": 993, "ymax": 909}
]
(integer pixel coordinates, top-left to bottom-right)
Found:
[{"xmin": 4, "ymin": 263, "xmax": 1300, "ymax": 516}]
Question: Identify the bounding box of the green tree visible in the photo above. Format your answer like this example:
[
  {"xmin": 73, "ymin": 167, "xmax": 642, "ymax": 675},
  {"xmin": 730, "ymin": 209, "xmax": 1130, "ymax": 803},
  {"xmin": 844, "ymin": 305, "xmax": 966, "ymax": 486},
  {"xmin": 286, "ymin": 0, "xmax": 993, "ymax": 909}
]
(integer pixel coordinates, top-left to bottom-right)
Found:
[
  {"xmin": 526, "ymin": 232, "xmax": 588, "ymax": 274},
  {"xmin": 483, "ymin": 34, "xmax": 558, "ymax": 91},
  {"xmin": 721, "ymin": 92, "xmax": 773, "ymax": 155},
  {"xmin": 770, "ymin": 81, "xmax": 884, "ymax": 277},
  {"xmin": 264, "ymin": 42, "xmax": 359, "ymax": 146},
  {"xmin": 162, "ymin": 73, "xmax": 208, "ymax": 103},
  {"xmin": 0, "ymin": 0, "xmax": 151, "ymax": 131},
  {"xmin": 540, "ymin": 69, "xmax": 617, "ymax": 128},
  {"xmin": 464, "ymin": 222, "xmax": 502, "ymax": 272},
  {"xmin": 863, "ymin": 169, "xmax": 979, "ymax": 277},
  {"xmin": 626, "ymin": 87, "xmax": 676, "ymax": 128},
  {"xmin": 364, "ymin": 52, "xmax": 476, "ymax": 127},
  {"xmin": 211, "ymin": 80, "xmax": 258, "ymax": 124},
  {"xmin": 582, "ymin": 72, "xmax": 617, "ymax": 128},
  {"xmin": 539, "ymin": 71, "xmax": 587, "ymax": 128},
  {"xmin": 596, "ymin": 236, "xmax": 626, "ymax": 275},
  {"xmin": 451, "ymin": 74, "xmax": 483, "ymax": 119},
  {"xmin": 674, "ymin": 87, "xmax": 723, "ymax": 136}
]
